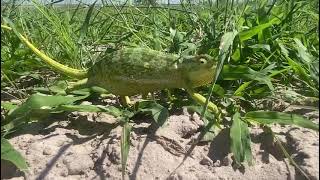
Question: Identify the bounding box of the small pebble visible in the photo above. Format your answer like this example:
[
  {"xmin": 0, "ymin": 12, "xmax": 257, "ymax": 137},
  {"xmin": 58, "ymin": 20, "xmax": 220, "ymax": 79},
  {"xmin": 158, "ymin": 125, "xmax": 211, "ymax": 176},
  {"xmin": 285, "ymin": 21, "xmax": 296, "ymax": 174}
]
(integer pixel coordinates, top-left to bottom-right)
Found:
[
  {"xmin": 200, "ymin": 155, "xmax": 213, "ymax": 166},
  {"xmin": 43, "ymin": 146, "xmax": 53, "ymax": 155},
  {"xmin": 213, "ymin": 160, "xmax": 220, "ymax": 167},
  {"xmin": 60, "ymin": 170, "xmax": 68, "ymax": 177},
  {"xmin": 63, "ymin": 154, "xmax": 94, "ymax": 175},
  {"xmin": 80, "ymin": 101, "xmax": 92, "ymax": 105},
  {"xmin": 203, "ymin": 146, "xmax": 209, "ymax": 152},
  {"xmin": 222, "ymin": 155, "xmax": 232, "ymax": 166},
  {"xmin": 182, "ymin": 107, "xmax": 190, "ymax": 116}
]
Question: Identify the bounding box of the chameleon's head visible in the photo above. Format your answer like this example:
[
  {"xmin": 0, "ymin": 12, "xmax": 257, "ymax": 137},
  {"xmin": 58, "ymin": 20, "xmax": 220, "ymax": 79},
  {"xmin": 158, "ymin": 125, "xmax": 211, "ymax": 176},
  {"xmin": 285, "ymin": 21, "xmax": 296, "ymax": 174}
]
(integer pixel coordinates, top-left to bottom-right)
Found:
[{"xmin": 178, "ymin": 54, "xmax": 217, "ymax": 87}]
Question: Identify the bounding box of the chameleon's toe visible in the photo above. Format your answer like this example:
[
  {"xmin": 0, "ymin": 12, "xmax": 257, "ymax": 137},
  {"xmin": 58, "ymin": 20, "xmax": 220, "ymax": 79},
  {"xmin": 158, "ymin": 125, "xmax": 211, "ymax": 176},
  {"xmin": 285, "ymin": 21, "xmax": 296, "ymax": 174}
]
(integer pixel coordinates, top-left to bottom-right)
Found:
[{"xmin": 120, "ymin": 96, "xmax": 133, "ymax": 107}]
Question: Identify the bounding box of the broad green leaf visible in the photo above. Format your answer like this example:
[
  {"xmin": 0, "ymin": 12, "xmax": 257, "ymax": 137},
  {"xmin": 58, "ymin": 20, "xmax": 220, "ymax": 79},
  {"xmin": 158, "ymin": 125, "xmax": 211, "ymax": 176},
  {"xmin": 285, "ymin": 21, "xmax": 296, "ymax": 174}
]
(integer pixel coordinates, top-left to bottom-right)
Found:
[
  {"xmin": 57, "ymin": 104, "xmax": 105, "ymax": 112},
  {"xmin": 239, "ymin": 17, "xmax": 280, "ymax": 41},
  {"xmin": 105, "ymin": 106, "xmax": 129, "ymax": 118},
  {"xmin": 2, "ymin": 93, "xmax": 89, "ymax": 133},
  {"xmin": 222, "ymin": 65, "xmax": 260, "ymax": 80},
  {"xmin": 211, "ymin": 84, "xmax": 225, "ymax": 98},
  {"xmin": 89, "ymin": 86, "xmax": 109, "ymax": 94},
  {"xmin": 219, "ymin": 30, "xmax": 238, "ymax": 53},
  {"xmin": 234, "ymin": 66, "xmax": 290, "ymax": 96},
  {"xmin": 245, "ymin": 111, "xmax": 319, "ymax": 131},
  {"xmin": 278, "ymin": 42, "xmax": 289, "ymax": 57},
  {"xmin": 234, "ymin": 81, "xmax": 253, "ymax": 96},
  {"xmin": 230, "ymin": 112, "xmax": 253, "ymax": 166},
  {"xmin": 34, "ymin": 81, "xmax": 68, "ymax": 95},
  {"xmin": 287, "ymin": 57, "xmax": 313, "ymax": 86},
  {"xmin": 180, "ymin": 42, "xmax": 197, "ymax": 56},
  {"xmin": 1, "ymin": 102, "xmax": 18, "ymax": 111},
  {"xmin": 292, "ymin": 38, "xmax": 319, "ymax": 88},
  {"xmin": 294, "ymin": 38, "xmax": 314, "ymax": 64},
  {"xmin": 231, "ymin": 48, "xmax": 241, "ymax": 61},
  {"xmin": 137, "ymin": 101, "xmax": 169, "ymax": 126},
  {"xmin": 222, "ymin": 65, "xmax": 274, "ymax": 90},
  {"xmin": 49, "ymin": 81, "xmax": 68, "ymax": 95},
  {"xmin": 56, "ymin": 104, "xmax": 132, "ymax": 122},
  {"xmin": 1, "ymin": 138, "xmax": 28, "ymax": 172},
  {"xmin": 216, "ymin": 30, "xmax": 239, "ymax": 83},
  {"xmin": 121, "ymin": 121, "xmax": 131, "ymax": 180},
  {"xmin": 7, "ymin": 93, "xmax": 88, "ymax": 120},
  {"xmin": 278, "ymin": 41, "xmax": 315, "ymax": 90},
  {"xmin": 248, "ymin": 44, "xmax": 271, "ymax": 52}
]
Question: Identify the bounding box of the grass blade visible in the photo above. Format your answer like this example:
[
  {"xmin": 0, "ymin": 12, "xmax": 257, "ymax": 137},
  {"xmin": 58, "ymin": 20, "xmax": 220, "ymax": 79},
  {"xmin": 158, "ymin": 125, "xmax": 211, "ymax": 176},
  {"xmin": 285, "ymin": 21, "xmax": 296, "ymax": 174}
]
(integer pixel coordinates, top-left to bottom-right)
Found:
[
  {"xmin": 1, "ymin": 138, "xmax": 28, "ymax": 172},
  {"xmin": 239, "ymin": 18, "xmax": 280, "ymax": 41},
  {"xmin": 230, "ymin": 111, "xmax": 253, "ymax": 166},
  {"xmin": 121, "ymin": 121, "xmax": 131, "ymax": 180},
  {"xmin": 200, "ymin": 30, "xmax": 238, "ymax": 119},
  {"xmin": 2, "ymin": 93, "xmax": 89, "ymax": 133},
  {"xmin": 245, "ymin": 111, "xmax": 319, "ymax": 131},
  {"xmin": 78, "ymin": 0, "xmax": 97, "ymax": 44}
]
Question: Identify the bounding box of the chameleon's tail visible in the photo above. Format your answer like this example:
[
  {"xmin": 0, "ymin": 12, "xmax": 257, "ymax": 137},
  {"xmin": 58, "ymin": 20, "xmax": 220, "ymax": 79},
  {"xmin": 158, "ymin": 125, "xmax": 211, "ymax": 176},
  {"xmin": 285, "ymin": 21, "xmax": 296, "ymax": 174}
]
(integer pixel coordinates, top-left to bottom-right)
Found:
[{"xmin": 1, "ymin": 18, "xmax": 88, "ymax": 79}]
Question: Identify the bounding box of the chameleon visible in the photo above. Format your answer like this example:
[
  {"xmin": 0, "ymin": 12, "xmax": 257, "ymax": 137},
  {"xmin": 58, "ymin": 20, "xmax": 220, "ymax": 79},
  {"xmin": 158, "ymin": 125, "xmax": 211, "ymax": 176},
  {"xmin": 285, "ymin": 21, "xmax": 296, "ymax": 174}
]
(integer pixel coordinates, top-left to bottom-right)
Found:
[{"xmin": 1, "ymin": 19, "xmax": 220, "ymax": 117}]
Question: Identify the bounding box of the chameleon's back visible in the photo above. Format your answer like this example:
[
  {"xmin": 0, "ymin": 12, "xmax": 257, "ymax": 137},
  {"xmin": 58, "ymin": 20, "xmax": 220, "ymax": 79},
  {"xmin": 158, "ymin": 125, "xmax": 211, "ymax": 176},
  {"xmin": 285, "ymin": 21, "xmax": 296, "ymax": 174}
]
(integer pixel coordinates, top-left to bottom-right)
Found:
[{"xmin": 87, "ymin": 48, "xmax": 187, "ymax": 96}]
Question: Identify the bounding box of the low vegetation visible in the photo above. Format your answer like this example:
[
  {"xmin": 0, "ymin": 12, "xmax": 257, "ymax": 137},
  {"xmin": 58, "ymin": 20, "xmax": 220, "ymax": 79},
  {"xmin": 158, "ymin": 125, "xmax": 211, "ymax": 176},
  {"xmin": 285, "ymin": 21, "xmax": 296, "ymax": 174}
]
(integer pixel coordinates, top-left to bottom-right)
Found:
[{"xmin": 1, "ymin": 0, "xmax": 319, "ymax": 179}]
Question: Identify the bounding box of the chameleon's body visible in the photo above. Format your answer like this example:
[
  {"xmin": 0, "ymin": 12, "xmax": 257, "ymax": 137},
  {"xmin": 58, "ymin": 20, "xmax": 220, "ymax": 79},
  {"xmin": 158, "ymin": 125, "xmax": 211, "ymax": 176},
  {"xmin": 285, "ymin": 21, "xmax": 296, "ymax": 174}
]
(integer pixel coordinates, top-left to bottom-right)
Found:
[
  {"xmin": 1, "ymin": 21, "xmax": 220, "ymax": 117},
  {"xmin": 88, "ymin": 48, "xmax": 215, "ymax": 96}
]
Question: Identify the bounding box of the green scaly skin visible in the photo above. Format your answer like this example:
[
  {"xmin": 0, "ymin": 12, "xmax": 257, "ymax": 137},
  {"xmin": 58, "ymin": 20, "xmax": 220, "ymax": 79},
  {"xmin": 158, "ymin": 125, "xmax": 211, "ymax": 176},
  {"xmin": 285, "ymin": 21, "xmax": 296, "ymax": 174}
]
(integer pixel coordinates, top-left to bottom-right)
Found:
[
  {"xmin": 88, "ymin": 48, "xmax": 215, "ymax": 96},
  {"xmin": 1, "ymin": 21, "xmax": 221, "ymax": 118}
]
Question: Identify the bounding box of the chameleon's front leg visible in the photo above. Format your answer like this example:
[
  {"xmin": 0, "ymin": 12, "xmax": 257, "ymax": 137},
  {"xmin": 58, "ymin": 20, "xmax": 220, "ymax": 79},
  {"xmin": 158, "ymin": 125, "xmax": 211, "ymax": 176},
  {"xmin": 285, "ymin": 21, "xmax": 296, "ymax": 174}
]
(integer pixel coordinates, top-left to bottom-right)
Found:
[{"xmin": 186, "ymin": 88, "xmax": 221, "ymax": 120}]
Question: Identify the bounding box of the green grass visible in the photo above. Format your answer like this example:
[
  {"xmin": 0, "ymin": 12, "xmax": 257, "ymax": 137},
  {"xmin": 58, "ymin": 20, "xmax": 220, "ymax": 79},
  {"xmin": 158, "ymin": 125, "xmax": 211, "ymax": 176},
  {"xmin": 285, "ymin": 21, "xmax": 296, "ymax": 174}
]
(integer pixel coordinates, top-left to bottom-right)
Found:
[{"xmin": 1, "ymin": 0, "xmax": 319, "ymax": 179}]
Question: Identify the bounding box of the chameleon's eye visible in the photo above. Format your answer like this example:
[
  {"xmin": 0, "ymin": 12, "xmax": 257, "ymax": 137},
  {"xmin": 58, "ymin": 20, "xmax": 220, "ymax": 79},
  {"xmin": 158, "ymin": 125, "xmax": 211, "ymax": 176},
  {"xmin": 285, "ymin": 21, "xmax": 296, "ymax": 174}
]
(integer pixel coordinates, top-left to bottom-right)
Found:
[{"xmin": 199, "ymin": 58, "xmax": 207, "ymax": 64}]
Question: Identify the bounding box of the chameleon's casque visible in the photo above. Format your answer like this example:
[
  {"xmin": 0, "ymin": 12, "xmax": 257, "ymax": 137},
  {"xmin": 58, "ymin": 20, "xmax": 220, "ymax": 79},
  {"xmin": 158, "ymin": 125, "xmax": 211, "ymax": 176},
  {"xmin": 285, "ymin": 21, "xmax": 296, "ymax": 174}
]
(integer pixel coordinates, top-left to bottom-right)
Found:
[{"xmin": 87, "ymin": 48, "xmax": 217, "ymax": 96}]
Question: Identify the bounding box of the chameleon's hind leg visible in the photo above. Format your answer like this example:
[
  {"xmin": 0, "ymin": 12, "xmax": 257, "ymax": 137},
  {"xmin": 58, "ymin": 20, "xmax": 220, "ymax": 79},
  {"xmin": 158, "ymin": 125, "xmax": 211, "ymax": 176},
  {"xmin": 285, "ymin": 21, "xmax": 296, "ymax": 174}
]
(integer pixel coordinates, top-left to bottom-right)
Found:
[
  {"xmin": 186, "ymin": 88, "xmax": 221, "ymax": 120},
  {"xmin": 119, "ymin": 96, "xmax": 132, "ymax": 107}
]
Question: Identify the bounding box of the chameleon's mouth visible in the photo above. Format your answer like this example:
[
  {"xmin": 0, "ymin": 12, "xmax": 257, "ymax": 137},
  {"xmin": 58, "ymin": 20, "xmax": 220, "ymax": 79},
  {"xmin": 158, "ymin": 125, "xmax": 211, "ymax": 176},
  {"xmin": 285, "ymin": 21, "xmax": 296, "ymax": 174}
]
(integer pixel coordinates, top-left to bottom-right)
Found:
[
  {"xmin": 208, "ymin": 62, "xmax": 217, "ymax": 71},
  {"xmin": 188, "ymin": 68, "xmax": 215, "ymax": 88}
]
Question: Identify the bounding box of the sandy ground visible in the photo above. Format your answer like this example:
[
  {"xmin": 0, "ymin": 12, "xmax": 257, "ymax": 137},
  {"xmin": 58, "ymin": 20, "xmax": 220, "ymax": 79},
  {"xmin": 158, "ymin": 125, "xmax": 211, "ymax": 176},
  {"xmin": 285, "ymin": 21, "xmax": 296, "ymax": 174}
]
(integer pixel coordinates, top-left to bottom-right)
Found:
[{"xmin": 1, "ymin": 99, "xmax": 319, "ymax": 180}]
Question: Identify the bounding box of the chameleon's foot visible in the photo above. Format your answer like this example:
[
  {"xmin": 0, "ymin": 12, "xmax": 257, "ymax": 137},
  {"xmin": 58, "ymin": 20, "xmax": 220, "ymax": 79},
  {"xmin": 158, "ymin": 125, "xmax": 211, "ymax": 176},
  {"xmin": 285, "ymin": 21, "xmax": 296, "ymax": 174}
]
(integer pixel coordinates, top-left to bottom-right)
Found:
[
  {"xmin": 186, "ymin": 89, "xmax": 221, "ymax": 120},
  {"xmin": 120, "ymin": 96, "xmax": 132, "ymax": 107}
]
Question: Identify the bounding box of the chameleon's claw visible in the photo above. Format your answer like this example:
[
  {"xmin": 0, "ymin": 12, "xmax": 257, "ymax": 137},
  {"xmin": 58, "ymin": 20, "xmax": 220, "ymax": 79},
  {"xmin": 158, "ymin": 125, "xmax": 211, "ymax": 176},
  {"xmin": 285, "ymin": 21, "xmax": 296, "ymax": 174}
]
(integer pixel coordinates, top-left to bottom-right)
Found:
[
  {"xmin": 120, "ymin": 96, "xmax": 133, "ymax": 107},
  {"xmin": 125, "ymin": 96, "xmax": 132, "ymax": 105}
]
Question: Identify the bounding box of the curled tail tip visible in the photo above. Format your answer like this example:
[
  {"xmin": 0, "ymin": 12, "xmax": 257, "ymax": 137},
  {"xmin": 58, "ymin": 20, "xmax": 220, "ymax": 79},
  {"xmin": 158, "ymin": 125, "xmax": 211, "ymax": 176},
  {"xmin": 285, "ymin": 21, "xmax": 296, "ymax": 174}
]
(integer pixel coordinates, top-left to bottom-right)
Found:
[{"xmin": 2, "ymin": 20, "xmax": 88, "ymax": 79}]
